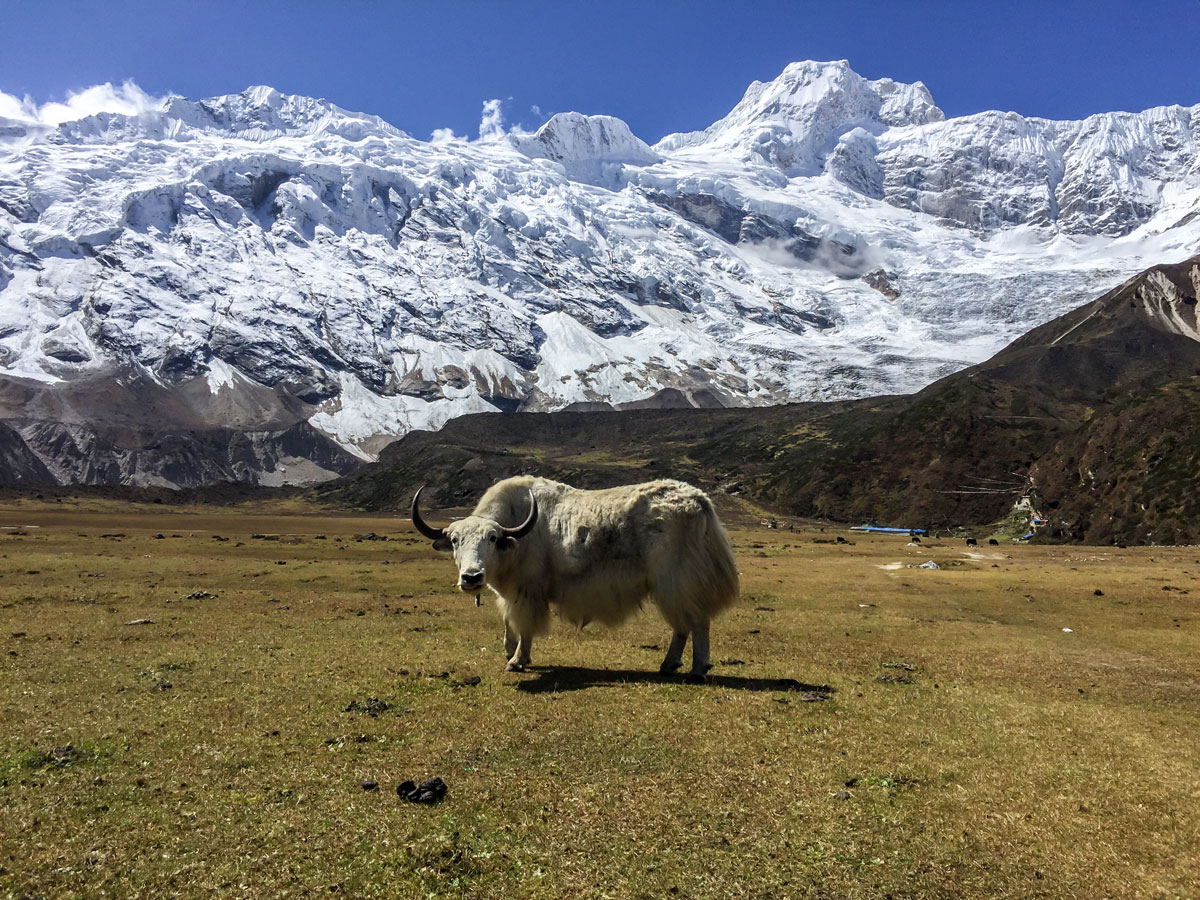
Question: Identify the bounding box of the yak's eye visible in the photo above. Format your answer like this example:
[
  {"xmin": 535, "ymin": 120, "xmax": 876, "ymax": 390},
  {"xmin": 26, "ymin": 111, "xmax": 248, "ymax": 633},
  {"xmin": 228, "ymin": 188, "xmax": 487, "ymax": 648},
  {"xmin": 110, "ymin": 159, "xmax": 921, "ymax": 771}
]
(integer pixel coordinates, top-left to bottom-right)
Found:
[
  {"xmin": 488, "ymin": 534, "xmax": 497, "ymax": 543},
  {"xmin": 451, "ymin": 536, "xmax": 459, "ymax": 546}
]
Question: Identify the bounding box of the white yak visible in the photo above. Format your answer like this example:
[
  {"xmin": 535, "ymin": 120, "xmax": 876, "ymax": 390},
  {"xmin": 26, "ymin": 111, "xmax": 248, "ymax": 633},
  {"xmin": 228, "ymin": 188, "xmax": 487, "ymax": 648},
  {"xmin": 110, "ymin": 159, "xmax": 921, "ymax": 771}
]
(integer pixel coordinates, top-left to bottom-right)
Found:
[{"xmin": 412, "ymin": 476, "xmax": 739, "ymax": 680}]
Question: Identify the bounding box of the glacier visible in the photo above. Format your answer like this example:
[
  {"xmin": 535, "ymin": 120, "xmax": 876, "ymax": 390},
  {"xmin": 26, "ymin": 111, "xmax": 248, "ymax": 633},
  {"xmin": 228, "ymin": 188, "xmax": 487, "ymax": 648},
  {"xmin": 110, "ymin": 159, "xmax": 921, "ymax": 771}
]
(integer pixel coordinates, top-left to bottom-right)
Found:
[{"xmin": 1, "ymin": 60, "xmax": 1198, "ymax": 486}]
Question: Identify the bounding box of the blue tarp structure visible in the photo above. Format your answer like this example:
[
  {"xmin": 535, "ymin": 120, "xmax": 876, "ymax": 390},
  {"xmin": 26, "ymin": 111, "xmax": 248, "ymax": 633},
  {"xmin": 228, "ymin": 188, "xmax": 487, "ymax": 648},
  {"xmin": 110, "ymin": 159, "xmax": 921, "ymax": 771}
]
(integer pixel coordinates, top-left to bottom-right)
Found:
[{"xmin": 850, "ymin": 525, "xmax": 927, "ymax": 535}]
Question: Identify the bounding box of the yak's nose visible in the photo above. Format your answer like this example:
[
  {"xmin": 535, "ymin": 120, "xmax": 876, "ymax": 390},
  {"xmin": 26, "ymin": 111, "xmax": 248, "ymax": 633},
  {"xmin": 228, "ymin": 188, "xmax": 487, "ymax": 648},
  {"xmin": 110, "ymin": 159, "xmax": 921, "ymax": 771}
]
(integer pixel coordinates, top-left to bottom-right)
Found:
[{"xmin": 459, "ymin": 570, "xmax": 485, "ymax": 590}]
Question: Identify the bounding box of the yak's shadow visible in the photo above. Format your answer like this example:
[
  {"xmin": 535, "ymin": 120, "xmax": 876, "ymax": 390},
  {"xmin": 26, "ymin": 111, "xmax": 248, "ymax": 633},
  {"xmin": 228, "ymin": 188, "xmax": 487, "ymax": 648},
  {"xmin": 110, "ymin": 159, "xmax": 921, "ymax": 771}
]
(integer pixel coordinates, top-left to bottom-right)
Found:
[{"xmin": 513, "ymin": 665, "xmax": 835, "ymax": 696}]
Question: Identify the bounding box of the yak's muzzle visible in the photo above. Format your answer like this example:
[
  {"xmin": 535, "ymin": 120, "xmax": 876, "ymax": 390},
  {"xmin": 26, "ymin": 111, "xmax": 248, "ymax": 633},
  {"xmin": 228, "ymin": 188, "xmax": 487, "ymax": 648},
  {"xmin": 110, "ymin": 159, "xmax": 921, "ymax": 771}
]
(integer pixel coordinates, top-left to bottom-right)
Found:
[{"xmin": 458, "ymin": 570, "xmax": 485, "ymax": 591}]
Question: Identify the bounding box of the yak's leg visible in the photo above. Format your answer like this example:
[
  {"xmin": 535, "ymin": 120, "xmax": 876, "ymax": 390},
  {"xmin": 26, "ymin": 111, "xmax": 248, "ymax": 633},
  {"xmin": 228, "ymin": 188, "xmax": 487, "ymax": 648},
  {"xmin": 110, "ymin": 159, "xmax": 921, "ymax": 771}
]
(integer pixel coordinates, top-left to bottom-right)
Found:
[
  {"xmin": 504, "ymin": 619, "xmax": 518, "ymax": 659},
  {"xmin": 506, "ymin": 634, "xmax": 533, "ymax": 672},
  {"xmin": 503, "ymin": 596, "xmax": 546, "ymax": 672},
  {"xmin": 659, "ymin": 631, "xmax": 689, "ymax": 674},
  {"xmin": 687, "ymin": 620, "xmax": 712, "ymax": 682}
]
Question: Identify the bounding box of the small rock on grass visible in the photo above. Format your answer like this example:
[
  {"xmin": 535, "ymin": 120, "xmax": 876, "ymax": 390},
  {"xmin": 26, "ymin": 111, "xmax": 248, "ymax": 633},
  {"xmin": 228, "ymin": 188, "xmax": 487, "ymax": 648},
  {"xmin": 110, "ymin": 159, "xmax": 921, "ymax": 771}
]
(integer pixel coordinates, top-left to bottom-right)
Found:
[
  {"xmin": 125, "ymin": 618, "xmax": 154, "ymax": 626},
  {"xmin": 362, "ymin": 780, "xmax": 379, "ymax": 792},
  {"xmin": 397, "ymin": 776, "xmax": 447, "ymax": 804}
]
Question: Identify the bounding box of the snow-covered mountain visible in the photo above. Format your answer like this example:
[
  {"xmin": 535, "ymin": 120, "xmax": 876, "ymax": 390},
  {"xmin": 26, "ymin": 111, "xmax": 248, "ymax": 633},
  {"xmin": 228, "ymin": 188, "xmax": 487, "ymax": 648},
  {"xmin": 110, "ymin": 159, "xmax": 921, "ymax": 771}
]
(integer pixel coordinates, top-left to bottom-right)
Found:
[{"xmin": 1, "ymin": 60, "xmax": 1198, "ymax": 486}]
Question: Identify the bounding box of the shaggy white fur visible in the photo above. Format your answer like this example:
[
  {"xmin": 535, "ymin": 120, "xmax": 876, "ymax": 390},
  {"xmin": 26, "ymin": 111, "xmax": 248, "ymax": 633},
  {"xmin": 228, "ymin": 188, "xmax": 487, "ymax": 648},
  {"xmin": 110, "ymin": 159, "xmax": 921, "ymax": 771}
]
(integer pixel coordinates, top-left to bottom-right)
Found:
[{"xmin": 421, "ymin": 476, "xmax": 739, "ymax": 678}]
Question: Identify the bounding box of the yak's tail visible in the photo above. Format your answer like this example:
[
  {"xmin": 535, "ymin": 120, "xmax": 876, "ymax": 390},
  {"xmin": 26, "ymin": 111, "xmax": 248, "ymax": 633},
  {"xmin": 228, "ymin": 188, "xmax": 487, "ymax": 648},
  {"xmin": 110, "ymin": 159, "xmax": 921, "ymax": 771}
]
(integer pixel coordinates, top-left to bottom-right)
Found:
[{"xmin": 697, "ymin": 495, "xmax": 740, "ymax": 616}]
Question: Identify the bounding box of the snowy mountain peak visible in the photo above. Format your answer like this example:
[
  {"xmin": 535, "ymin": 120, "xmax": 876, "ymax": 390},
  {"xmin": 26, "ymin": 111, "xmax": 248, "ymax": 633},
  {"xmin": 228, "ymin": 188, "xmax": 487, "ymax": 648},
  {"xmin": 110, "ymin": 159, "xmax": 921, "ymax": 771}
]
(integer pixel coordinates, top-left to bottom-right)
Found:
[
  {"xmin": 654, "ymin": 59, "xmax": 944, "ymax": 173},
  {"xmin": 510, "ymin": 112, "xmax": 659, "ymax": 183},
  {"xmin": 770, "ymin": 59, "xmax": 942, "ymax": 126},
  {"xmin": 161, "ymin": 86, "xmax": 409, "ymax": 141},
  {"xmin": 40, "ymin": 86, "xmax": 407, "ymax": 146}
]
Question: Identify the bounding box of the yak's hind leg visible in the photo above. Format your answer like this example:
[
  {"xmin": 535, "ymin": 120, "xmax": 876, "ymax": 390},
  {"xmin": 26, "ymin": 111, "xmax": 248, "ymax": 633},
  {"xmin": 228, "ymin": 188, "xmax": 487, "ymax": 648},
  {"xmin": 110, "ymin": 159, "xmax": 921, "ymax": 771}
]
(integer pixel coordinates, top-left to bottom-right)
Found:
[
  {"xmin": 649, "ymin": 490, "xmax": 737, "ymax": 684},
  {"xmin": 659, "ymin": 631, "xmax": 688, "ymax": 674},
  {"xmin": 686, "ymin": 620, "xmax": 712, "ymax": 683}
]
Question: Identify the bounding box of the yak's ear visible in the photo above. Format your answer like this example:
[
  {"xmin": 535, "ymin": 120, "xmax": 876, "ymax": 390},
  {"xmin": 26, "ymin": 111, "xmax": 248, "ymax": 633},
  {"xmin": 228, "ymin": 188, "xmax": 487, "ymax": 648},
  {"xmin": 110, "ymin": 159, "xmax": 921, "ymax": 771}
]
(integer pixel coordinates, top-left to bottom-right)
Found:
[
  {"xmin": 432, "ymin": 536, "xmax": 453, "ymax": 552},
  {"xmin": 498, "ymin": 536, "xmax": 518, "ymax": 551}
]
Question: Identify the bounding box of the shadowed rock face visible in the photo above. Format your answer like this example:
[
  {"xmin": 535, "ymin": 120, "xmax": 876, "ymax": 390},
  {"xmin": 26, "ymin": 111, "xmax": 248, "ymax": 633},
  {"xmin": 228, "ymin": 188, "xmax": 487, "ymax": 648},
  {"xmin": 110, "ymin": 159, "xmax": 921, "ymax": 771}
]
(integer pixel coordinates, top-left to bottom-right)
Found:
[
  {"xmin": 0, "ymin": 421, "xmax": 55, "ymax": 483},
  {"xmin": 3, "ymin": 418, "xmax": 359, "ymax": 489},
  {"xmin": 644, "ymin": 192, "xmax": 836, "ymax": 269},
  {"xmin": 0, "ymin": 367, "xmax": 361, "ymax": 488},
  {"xmin": 861, "ymin": 270, "xmax": 900, "ymax": 300}
]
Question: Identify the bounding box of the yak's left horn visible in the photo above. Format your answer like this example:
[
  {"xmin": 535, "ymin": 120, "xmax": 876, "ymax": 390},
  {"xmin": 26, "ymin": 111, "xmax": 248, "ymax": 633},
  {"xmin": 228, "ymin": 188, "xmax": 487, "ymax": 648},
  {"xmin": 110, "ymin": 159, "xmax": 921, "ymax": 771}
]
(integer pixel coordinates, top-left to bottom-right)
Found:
[
  {"xmin": 500, "ymin": 489, "xmax": 538, "ymax": 540},
  {"xmin": 411, "ymin": 486, "xmax": 446, "ymax": 540}
]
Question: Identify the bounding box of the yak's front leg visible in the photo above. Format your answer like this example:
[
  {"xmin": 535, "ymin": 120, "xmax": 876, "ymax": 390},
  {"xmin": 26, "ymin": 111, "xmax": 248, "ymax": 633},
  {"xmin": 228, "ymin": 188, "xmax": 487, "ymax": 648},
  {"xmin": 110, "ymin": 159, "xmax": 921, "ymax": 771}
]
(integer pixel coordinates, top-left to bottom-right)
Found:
[
  {"xmin": 687, "ymin": 620, "xmax": 712, "ymax": 683},
  {"xmin": 502, "ymin": 596, "xmax": 544, "ymax": 672},
  {"xmin": 505, "ymin": 633, "xmax": 533, "ymax": 672},
  {"xmin": 659, "ymin": 630, "xmax": 688, "ymax": 674}
]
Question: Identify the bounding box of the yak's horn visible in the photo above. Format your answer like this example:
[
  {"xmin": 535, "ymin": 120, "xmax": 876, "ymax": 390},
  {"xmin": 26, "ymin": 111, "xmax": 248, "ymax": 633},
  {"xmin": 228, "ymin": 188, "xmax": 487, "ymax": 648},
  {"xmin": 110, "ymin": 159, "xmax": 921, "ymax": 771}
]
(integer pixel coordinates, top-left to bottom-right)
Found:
[
  {"xmin": 411, "ymin": 486, "xmax": 446, "ymax": 540},
  {"xmin": 500, "ymin": 489, "xmax": 538, "ymax": 539}
]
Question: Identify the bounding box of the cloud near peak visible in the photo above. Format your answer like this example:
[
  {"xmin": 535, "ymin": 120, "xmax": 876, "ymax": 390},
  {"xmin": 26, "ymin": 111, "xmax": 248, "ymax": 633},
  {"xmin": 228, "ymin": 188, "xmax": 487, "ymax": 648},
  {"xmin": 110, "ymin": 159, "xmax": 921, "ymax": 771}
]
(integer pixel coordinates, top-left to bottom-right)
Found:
[
  {"xmin": 478, "ymin": 98, "xmax": 507, "ymax": 141},
  {"xmin": 0, "ymin": 80, "xmax": 166, "ymax": 126}
]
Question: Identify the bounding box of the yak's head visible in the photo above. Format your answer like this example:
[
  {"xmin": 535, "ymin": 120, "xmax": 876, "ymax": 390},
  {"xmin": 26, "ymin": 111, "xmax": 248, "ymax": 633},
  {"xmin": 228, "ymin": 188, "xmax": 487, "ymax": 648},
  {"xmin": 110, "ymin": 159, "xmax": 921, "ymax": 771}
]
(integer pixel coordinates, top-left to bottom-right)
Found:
[{"xmin": 411, "ymin": 486, "xmax": 538, "ymax": 592}]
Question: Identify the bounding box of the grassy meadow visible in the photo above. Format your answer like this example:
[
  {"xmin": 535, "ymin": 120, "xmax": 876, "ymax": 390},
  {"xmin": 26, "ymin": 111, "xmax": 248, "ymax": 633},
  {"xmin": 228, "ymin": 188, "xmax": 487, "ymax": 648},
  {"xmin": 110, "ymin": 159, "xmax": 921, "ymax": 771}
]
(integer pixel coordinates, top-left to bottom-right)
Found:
[{"xmin": 0, "ymin": 497, "xmax": 1197, "ymax": 899}]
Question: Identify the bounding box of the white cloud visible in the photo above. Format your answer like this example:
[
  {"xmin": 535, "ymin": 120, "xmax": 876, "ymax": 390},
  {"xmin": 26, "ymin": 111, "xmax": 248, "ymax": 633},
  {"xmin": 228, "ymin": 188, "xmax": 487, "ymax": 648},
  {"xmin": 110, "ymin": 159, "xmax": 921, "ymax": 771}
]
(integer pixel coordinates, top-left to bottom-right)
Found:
[
  {"xmin": 429, "ymin": 127, "xmax": 461, "ymax": 144},
  {"xmin": 530, "ymin": 104, "xmax": 543, "ymax": 118},
  {"xmin": 478, "ymin": 98, "xmax": 506, "ymax": 141},
  {"xmin": 0, "ymin": 91, "xmax": 34, "ymax": 121},
  {"xmin": 0, "ymin": 80, "xmax": 165, "ymax": 126}
]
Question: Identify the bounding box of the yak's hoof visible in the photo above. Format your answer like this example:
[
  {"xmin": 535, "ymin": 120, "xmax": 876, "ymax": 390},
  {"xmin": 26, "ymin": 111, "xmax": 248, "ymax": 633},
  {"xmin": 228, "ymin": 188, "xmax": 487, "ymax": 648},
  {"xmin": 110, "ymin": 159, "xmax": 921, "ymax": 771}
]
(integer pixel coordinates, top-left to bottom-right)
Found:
[
  {"xmin": 685, "ymin": 672, "xmax": 709, "ymax": 685},
  {"xmin": 505, "ymin": 662, "xmax": 526, "ymax": 672},
  {"xmin": 659, "ymin": 662, "xmax": 682, "ymax": 675}
]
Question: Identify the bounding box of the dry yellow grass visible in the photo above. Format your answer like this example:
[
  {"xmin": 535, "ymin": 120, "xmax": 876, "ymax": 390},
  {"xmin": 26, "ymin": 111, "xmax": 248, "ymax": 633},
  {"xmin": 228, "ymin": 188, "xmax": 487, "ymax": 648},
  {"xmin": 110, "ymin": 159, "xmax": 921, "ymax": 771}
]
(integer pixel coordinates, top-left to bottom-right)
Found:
[{"xmin": 1, "ymin": 499, "xmax": 1197, "ymax": 899}]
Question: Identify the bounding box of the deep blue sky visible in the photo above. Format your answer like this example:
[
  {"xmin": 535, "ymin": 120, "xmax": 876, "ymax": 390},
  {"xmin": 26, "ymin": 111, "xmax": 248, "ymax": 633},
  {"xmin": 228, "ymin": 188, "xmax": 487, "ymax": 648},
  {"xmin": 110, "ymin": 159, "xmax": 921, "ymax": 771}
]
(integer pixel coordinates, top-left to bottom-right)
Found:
[{"xmin": 2, "ymin": 0, "xmax": 1198, "ymax": 141}]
